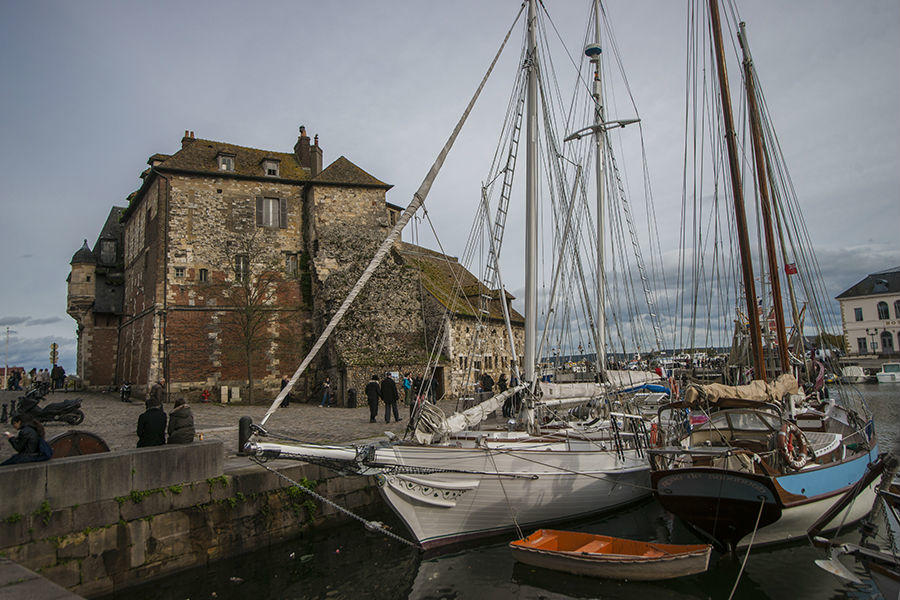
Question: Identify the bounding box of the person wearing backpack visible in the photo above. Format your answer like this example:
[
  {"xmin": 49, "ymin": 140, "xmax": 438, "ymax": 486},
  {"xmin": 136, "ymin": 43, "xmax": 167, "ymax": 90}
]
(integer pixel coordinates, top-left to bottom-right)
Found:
[{"xmin": 2, "ymin": 415, "xmax": 52, "ymax": 465}]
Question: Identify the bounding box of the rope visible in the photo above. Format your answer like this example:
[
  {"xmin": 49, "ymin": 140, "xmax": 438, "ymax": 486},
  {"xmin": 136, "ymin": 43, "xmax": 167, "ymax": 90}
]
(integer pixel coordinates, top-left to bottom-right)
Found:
[
  {"xmin": 487, "ymin": 448, "xmax": 524, "ymax": 539},
  {"xmin": 249, "ymin": 457, "xmax": 420, "ymax": 549},
  {"xmin": 727, "ymin": 496, "xmax": 766, "ymax": 600}
]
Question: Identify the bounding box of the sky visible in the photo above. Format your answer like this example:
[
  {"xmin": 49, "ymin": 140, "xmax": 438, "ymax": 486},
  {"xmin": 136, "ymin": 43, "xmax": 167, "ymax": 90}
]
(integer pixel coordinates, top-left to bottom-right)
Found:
[{"xmin": 0, "ymin": 0, "xmax": 898, "ymax": 373}]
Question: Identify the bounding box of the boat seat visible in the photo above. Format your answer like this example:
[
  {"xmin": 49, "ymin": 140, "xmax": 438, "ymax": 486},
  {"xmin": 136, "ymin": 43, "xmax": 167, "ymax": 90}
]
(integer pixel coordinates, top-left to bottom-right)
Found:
[
  {"xmin": 576, "ymin": 540, "xmax": 610, "ymax": 553},
  {"xmin": 641, "ymin": 548, "xmax": 665, "ymax": 558}
]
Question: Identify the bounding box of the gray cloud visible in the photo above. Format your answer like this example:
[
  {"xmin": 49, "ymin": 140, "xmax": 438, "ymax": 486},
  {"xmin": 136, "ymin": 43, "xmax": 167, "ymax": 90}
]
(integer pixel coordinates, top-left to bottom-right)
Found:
[
  {"xmin": 0, "ymin": 316, "xmax": 29, "ymax": 326},
  {"xmin": 26, "ymin": 316, "xmax": 63, "ymax": 326}
]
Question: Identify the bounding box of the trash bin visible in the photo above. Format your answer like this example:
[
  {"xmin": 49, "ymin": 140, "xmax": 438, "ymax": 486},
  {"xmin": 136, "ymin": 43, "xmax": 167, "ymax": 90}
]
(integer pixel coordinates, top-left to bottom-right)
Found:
[{"xmin": 347, "ymin": 388, "xmax": 357, "ymax": 409}]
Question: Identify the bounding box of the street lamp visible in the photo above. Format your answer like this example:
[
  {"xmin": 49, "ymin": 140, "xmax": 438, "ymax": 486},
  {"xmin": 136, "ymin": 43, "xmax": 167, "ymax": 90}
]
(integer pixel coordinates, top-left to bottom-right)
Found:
[{"xmin": 866, "ymin": 328, "xmax": 878, "ymax": 355}]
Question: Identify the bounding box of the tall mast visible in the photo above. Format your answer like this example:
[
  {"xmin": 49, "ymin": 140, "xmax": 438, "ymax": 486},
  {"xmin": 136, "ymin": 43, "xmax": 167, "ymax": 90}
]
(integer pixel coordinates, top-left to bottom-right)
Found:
[
  {"xmin": 591, "ymin": 0, "xmax": 607, "ymax": 379},
  {"xmin": 708, "ymin": 0, "xmax": 766, "ymax": 380},
  {"xmin": 739, "ymin": 22, "xmax": 790, "ymax": 374},
  {"xmin": 523, "ymin": 0, "xmax": 538, "ymax": 382}
]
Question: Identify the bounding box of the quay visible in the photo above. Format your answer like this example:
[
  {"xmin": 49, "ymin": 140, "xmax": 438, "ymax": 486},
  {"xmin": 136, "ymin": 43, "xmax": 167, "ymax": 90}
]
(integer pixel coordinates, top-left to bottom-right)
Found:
[{"xmin": 0, "ymin": 390, "xmax": 415, "ymax": 598}]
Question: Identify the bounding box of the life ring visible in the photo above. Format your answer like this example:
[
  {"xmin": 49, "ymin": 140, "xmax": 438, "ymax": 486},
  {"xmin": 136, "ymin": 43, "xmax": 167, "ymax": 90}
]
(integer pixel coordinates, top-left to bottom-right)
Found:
[{"xmin": 777, "ymin": 422, "xmax": 809, "ymax": 470}]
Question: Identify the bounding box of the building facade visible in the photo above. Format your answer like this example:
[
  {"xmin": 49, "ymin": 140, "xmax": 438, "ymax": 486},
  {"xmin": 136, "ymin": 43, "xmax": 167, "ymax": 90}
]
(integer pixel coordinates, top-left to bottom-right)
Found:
[
  {"xmin": 836, "ymin": 266, "xmax": 900, "ymax": 356},
  {"xmin": 68, "ymin": 129, "xmax": 522, "ymax": 402}
]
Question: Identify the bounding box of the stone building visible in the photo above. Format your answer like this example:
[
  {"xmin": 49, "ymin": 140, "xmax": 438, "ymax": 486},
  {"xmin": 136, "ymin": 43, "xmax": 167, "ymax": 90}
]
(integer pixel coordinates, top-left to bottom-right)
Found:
[
  {"xmin": 836, "ymin": 266, "xmax": 900, "ymax": 356},
  {"xmin": 68, "ymin": 128, "xmax": 523, "ymax": 403}
]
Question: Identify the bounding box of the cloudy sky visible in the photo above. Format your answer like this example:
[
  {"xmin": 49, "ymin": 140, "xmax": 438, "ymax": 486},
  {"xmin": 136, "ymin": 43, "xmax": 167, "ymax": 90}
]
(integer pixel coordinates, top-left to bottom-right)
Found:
[{"xmin": 0, "ymin": 0, "xmax": 897, "ymax": 373}]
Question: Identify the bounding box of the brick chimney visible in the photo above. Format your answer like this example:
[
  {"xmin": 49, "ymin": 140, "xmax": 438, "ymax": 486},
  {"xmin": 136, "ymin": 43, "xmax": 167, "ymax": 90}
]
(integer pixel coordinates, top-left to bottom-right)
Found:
[
  {"xmin": 294, "ymin": 126, "xmax": 311, "ymax": 171},
  {"xmin": 181, "ymin": 130, "xmax": 195, "ymax": 149}
]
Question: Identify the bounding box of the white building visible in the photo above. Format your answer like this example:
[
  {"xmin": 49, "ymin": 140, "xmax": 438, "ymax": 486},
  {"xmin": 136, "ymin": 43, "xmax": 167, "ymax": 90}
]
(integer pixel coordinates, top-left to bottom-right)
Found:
[{"xmin": 836, "ymin": 266, "xmax": 900, "ymax": 356}]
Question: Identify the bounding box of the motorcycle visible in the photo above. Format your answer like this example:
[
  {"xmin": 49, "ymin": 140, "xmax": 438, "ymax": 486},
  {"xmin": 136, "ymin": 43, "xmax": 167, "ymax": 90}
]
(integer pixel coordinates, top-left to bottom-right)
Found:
[
  {"xmin": 15, "ymin": 387, "xmax": 85, "ymax": 425},
  {"xmin": 120, "ymin": 382, "xmax": 132, "ymax": 403}
]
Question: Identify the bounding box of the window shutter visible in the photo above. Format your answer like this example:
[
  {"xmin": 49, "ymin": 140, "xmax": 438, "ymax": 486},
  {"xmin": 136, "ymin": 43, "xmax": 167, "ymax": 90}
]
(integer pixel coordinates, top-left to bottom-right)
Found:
[
  {"xmin": 256, "ymin": 197, "xmax": 263, "ymax": 226},
  {"xmin": 279, "ymin": 198, "xmax": 287, "ymax": 228}
]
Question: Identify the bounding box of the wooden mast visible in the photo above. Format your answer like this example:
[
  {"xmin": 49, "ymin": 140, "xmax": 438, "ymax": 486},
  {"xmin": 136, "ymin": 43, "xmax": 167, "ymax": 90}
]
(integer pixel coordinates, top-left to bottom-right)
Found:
[
  {"xmin": 708, "ymin": 0, "xmax": 766, "ymax": 380},
  {"xmin": 739, "ymin": 22, "xmax": 791, "ymax": 374}
]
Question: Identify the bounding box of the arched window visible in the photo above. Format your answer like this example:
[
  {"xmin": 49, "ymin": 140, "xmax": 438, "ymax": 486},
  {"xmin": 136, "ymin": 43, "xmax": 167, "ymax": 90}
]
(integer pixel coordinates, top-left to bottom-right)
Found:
[
  {"xmin": 895, "ymin": 300, "xmax": 900, "ymax": 318},
  {"xmin": 881, "ymin": 331, "xmax": 894, "ymax": 353},
  {"xmin": 877, "ymin": 301, "xmax": 889, "ymax": 320}
]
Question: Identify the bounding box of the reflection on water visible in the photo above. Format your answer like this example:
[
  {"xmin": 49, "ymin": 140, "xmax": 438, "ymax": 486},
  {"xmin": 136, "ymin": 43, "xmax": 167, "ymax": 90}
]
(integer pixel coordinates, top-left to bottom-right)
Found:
[{"xmin": 108, "ymin": 385, "xmax": 896, "ymax": 600}]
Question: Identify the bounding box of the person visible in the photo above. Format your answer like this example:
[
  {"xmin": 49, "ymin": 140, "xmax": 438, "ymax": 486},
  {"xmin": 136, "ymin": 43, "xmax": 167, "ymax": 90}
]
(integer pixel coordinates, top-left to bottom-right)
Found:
[
  {"xmin": 148, "ymin": 377, "xmax": 166, "ymax": 408},
  {"xmin": 480, "ymin": 371, "xmax": 494, "ymax": 402},
  {"xmin": 2, "ymin": 415, "xmax": 52, "ymax": 465},
  {"xmin": 402, "ymin": 373, "xmax": 412, "ymax": 408},
  {"xmin": 381, "ymin": 372, "xmax": 401, "ymax": 423},
  {"xmin": 429, "ymin": 375, "xmax": 439, "ymax": 404},
  {"xmin": 280, "ymin": 376, "xmax": 291, "ymax": 407},
  {"xmin": 365, "ymin": 374, "xmax": 381, "ymax": 423},
  {"xmin": 167, "ymin": 398, "xmax": 195, "ymax": 444},
  {"xmin": 497, "ymin": 373, "xmax": 508, "ymax": 393},
  {"xmin": 137, "ymin": 399, "xmax": 167, "ymax": 447},
  {"xmin": 319, "ymin": 377, "xmax": 332, "ymax": 407}
]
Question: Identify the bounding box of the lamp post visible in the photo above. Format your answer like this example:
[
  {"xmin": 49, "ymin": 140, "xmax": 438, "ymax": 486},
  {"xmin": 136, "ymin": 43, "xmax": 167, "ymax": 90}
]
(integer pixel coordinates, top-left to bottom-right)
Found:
[{"xmin": 866, "ymin": 328, "xmax": 878, "ymax": 356}]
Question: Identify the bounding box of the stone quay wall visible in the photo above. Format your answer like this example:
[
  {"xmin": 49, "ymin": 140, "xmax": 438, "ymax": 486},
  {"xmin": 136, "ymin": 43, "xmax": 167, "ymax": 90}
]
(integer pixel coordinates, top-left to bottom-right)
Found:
[{"xmin": 0, "ymin": 441, "xmax": 379, "ymax": 598}]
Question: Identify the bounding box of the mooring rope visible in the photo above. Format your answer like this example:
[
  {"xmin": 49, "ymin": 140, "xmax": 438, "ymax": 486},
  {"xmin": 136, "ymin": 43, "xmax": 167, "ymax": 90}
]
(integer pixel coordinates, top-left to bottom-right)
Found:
[
  {"xmin": 727, "ymin": 496, "xmax": 766, "ymax": 600},
  {"xmin": 249, "ymin": 457, "xmax": 420, "ymax": 549}
]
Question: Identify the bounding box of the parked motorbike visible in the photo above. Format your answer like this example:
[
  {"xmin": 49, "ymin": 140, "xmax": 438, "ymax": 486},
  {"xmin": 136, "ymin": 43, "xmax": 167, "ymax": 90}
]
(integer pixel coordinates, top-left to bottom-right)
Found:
[
  {"xmin": 15, "ymin": 388, "xmax": 85, "ymax": 425},
  {"xmin": 120, "ymin": 382, "xmax": 132, "ymax": 403}
]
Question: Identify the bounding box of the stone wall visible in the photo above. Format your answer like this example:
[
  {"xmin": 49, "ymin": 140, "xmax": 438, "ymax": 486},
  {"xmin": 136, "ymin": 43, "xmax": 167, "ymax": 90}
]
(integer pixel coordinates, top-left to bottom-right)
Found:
[
  {"xmin": 307, "ymin": 183, "xmax": 437, "ymax": 404},
  {"xmin": 445, "ymin": 315, "xmax": 525, "ymax": 397},
  {"xmin": 0, "ymin": 442, "xmax": 380, "ymax": 598}
]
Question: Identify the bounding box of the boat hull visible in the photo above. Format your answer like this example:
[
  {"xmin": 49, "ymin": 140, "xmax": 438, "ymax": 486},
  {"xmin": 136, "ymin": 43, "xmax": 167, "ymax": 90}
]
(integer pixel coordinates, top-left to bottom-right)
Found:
[
  {"xmin": 373, "ymin": 444, "xmax": 650, "ymax": 549},
  {"xmin": 652, "ymin": 448, "xmax": 879, "ymax": 549},
  {"xmin": 876, "ymin": 372, "xmax": 900, "ymax": 384}
]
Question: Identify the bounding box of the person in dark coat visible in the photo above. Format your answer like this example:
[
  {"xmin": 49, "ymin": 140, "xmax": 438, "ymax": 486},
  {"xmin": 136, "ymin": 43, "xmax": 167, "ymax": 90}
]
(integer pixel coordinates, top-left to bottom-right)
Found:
[
  {"xmin": 147, "ymin": 377, "xmax": 166, "ymax": 408},
  {"xmin": 137, "ymin": 401, "xmax": 167, "ymax": 447},
  {"xmin": 167, "ymin": 398, "xmax": 194, "ymax": 444},
  {"xmin": 279, "ymin": 376, "xmax": 291, "ymax": 407},
  {"xmin": 2, "ymin": 415, "xmax": 50, "ymax": 465},
  {"xmin": 365, "ymin": 374, "xmax": 381, "ymax": 423},
  {"xmin": 381, "ymin": 373, "xmax": 401, "ymax": 423}
]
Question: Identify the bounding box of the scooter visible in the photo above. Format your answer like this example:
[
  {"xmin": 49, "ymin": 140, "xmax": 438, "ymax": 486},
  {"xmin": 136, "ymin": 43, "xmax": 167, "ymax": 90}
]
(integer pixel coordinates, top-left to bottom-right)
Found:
[{"xmin": 15, "ymin": 387, "xmax": 85, "ymax": 425}]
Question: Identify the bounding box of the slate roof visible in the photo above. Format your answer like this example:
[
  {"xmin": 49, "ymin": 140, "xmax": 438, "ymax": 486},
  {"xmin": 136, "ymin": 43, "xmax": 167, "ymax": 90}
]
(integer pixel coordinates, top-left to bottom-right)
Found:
[
  {"xmin": 154, "ymin": 138, "xmax": 311, "ymax": 181},
  {"xmin": 835, "ymin": 267, "xmax": 900, "ymax": 299},
  {"xmin": 70, "ymin": 240, "xmax": 95, "ymax": 265},
  {"xmin": 396, "ymin": 242, "xmax": 524, "ymax": 324},
  {"xmin": 312, "ymin": 156, "xmax": 391, "ymax": 189}
]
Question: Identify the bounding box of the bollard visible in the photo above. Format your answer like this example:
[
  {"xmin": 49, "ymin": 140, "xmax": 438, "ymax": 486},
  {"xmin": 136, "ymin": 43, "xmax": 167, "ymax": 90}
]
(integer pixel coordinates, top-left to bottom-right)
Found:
[
  {"xmin": 238, "ymin": 416, "xmax": 253, "ymax": 455},
  {"xmin": 0, "ymin": 402, "xmax": 7, "ymax": 423}
]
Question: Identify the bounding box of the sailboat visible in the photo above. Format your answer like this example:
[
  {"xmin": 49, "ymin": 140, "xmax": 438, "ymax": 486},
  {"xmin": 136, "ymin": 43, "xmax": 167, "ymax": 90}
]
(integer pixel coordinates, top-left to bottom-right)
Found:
[
  {"xmin": 648, "ymin": 0, "xmax": 879, "ymax": 552},
  {"xmin": 244, "ymin": 0, "xmax": 668, "ymax": 550}
]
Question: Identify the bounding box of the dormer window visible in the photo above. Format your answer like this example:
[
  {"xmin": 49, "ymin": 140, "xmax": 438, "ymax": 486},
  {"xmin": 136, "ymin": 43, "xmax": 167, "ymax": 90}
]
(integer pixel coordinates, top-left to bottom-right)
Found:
[
  {"xmin": 263, "ymin": 159, "xmax": 280, "ymax": 177},
  {"xmin": 217, "ymin": 152, "xmax": 235, "ymax": 172}
]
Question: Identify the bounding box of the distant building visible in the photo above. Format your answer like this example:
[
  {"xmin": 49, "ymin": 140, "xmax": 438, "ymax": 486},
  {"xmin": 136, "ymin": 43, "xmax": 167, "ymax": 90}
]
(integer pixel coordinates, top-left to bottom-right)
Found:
[
  {"xmin": 67, "ymin": 128, "xmax": 521, "ymax": 402},
  {"xmin": 835, "ymin": 266, "xmax": 900, "ymax": 356}
]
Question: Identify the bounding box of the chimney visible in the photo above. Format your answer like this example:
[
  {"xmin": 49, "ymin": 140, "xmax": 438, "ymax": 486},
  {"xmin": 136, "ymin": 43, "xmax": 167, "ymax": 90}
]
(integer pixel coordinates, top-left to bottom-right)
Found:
[
  {"xmin": 294, "ymin": 125, "xmax": 311, "ymax": 171},
  {"xmin": 310, "ymin": 134, "xmax": 323, "ymax": 176},
  {"xmin": 181, "ymin": 129, "xmax": 195, "ymax": 149}
]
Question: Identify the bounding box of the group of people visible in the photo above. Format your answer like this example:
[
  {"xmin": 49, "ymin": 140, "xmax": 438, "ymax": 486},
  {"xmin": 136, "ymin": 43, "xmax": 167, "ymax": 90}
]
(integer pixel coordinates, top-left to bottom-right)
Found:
[
  {"xmin": 363, "ymin": 372, "xmax": 441, "ymax": 423},
  {"xmin": 476, "ymin": 371, "xmax": 521, "ymax": 418},
  {"xmin": 136, "ymin": 378, "xmax": 196, "ymax": 447},
  {"xmin": 5, "ymin": 366, "xmax": 67, "ymax": 392}
]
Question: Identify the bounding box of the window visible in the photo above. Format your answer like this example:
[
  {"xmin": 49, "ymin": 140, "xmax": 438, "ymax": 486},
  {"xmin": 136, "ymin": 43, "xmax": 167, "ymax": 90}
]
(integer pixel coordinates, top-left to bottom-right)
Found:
[
  {"xmin": 85, "ymin": 274, "xmax": 91, "ymax": 282},
  {"xmin": 857, "ymin": 338, "xmax": 867, "ymax": 354},
  {"xmin": 895, "ymin": 300, "xmax": 900, "ymax": 318},
  {"xmin": 199, "ymin": 268, "xmax": 208, "ymax": 283},
  {"xmin": 218, "ymin": 153, "xmax": 235, "ymax": 171},
  {"xmin": 174, "ymin": 267, "xmax": 185, "ymax": 278},
  {"xmin": 256, "ymin": 197, "xmax": 286, "ymax": 228},
  {"xmin": 854, "ymin": 307, "xmax": 864, "ymax": 322},
  {"xmin": 234, "ymin": 254, "xmax": 249, "ymax": 283},
  {"xmin": 285, "ymin": 253, "xmax": 298, "ymax": 276},
  {"xmin": 878, "ymin": 301, "xmax": 889, "ymax": 320},
  {"xmin": 881, "ymin": 331, "xmax": 894, "ymax": 353},
  {"xmin": 100, "ymin": 239, "xmax": 116, "ymax": 265},
  {"xmin": 264, "ymin": 159, "xmax": 280, "ymax": 177}
]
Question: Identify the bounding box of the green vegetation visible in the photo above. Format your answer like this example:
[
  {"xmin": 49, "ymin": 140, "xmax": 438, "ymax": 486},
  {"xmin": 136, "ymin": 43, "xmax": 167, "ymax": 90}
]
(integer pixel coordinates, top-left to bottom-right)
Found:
[
  {"xmin": 4, "ymin": 513, "xmax": 22, "ymax": 524},
  {"xmin": 32, "ymin": 501, "xmax": 52, "ymax": 526}
]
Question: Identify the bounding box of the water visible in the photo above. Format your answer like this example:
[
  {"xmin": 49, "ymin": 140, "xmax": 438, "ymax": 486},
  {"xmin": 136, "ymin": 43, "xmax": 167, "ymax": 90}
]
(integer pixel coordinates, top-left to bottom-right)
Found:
[{"xmin": 105, "ymin": 385, "xmax": 898, "ymax": 600}]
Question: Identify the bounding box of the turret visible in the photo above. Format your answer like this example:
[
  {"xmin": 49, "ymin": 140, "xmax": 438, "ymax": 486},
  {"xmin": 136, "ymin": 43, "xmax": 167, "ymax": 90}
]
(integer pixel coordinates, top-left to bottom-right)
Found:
[{"xmin": 67, "ymin": 239, "xmax": 96, "ymax": 316}]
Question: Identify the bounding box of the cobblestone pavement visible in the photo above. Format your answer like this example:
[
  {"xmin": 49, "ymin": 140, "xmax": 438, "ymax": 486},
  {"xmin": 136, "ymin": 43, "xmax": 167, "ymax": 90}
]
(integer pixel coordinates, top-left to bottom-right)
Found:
[{"xmin": 0, "ymin": 389, "xmax": 436, "ymax": 463}]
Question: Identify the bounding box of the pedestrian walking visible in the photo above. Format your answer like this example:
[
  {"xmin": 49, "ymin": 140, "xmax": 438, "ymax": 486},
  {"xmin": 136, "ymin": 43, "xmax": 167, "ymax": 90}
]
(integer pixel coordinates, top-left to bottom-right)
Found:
[
  {"xmin": 280, "ymin": 376, "xmax": 291, "ymax": 407},
  {"xmin": 167, "ymin": 398, "xmax": 195, "ymax": 444},
  {"xmin": 319, "ymin": 377, "xmax": 333, "ymax": 407},
  {"xmin": 147, "ymin": 377, "xmax": 166, "ymax": 408},
  {"xmin": 365, "ymin": 374, "xmax": 381, "ymax": 423},
  {"xmin": 381, "ymin": 372, "xmax": 401, "ymax": 423}
]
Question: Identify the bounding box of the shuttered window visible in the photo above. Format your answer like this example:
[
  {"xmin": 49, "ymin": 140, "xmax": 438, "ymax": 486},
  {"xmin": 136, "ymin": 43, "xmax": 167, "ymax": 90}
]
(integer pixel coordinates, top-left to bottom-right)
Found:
[{"xmin": 256, "ymin": 197, "xmax": 287, "ymax": 228}]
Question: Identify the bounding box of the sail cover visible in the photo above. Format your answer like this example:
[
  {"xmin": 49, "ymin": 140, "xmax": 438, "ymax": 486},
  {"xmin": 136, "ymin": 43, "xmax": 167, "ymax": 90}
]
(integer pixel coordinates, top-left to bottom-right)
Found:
[{"xmin": 683, "ymin": 373, "xmax": 799, "ymax": 407}]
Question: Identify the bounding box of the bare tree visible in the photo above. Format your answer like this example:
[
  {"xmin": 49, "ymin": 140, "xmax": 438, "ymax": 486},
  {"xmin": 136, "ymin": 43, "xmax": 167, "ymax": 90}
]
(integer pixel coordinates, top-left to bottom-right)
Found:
[{"xmin": 215, "ymin": 226, "xmax": 290, "ymax": 404}]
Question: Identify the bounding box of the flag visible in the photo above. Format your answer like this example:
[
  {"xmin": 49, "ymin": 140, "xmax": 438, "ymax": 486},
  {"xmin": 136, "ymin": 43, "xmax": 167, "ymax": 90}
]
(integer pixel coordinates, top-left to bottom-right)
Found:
[{"xmin": 785, "ymin": 263, "xmax": 798, "ymax": 275}]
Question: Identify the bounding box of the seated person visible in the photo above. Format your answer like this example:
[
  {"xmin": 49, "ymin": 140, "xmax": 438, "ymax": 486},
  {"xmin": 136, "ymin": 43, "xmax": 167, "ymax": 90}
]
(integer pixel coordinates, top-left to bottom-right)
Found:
[
  {"xmin": 2, "ymin": 415, "xmax": 52, "ymax": 465},
  {"xmin": 167, "ymin": 398, "xmax": 195, "ymax": 444},
  {"xmin": 137, "ymin": 401, "xmax": 167, "ymax": 447}
]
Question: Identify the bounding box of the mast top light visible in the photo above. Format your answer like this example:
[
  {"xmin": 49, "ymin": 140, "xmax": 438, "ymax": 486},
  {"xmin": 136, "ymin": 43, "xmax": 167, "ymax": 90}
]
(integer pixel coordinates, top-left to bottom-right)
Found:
[{"xmin": 584, "ymin": 43, "xmax": 602, "ymax": 61}]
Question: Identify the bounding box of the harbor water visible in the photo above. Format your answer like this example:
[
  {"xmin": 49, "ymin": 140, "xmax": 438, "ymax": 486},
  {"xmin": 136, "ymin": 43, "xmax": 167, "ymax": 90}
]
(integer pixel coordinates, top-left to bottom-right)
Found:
[{"xmin": 106, "ymin": 385, "xmax": 899, "ymax": 600}]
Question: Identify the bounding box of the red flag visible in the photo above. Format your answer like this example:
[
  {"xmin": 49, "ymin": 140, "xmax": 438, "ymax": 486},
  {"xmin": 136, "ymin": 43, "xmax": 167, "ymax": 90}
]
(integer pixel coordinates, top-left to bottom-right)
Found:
[{"xmin": 784, "ymin": 263, "xmax": 798, "ymax": 275}]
